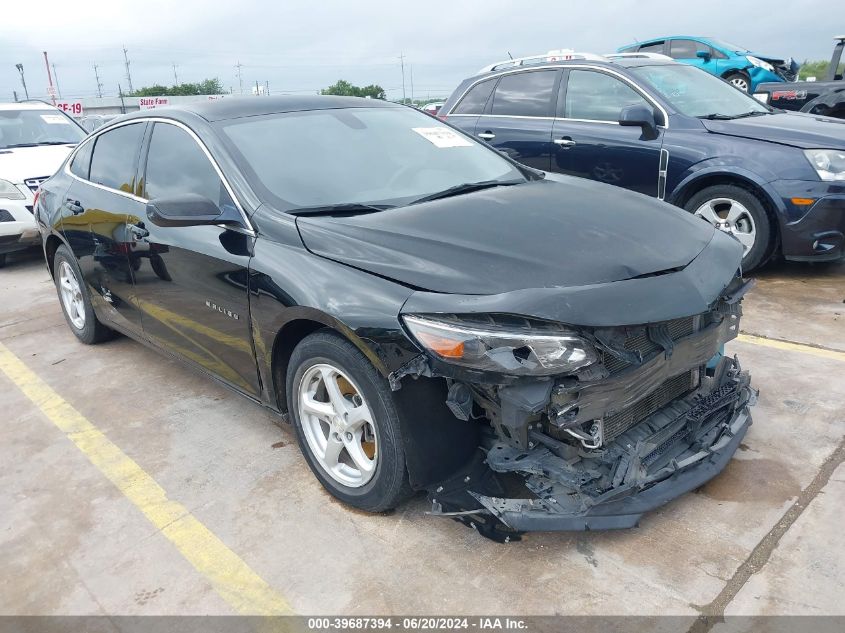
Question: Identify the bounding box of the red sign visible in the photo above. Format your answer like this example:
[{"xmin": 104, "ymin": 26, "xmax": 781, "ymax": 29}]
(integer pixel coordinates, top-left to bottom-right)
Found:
[
  {"xmin": 139, "ymin": 97, "xmax": 170, "ymax": 109},
  {"xmin": 55, "ymin": 101, "xmax": 83, "ymax": 117}
]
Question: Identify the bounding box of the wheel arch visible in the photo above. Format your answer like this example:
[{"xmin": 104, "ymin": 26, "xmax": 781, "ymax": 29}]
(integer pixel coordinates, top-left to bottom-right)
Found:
[
  {"xmin": 44, "ymin": 233, "xmax": 65, "ymax": 278},
  {"xmin": 669, "ymin": 170, "xmax": 783, "ymax": 260},
  {"xmin": 268, "ymin": 310, "xmax": 394, "ymax": 415}
]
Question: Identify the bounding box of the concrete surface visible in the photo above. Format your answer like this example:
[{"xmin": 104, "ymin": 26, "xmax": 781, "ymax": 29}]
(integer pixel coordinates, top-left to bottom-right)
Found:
[{"xmin": 1, "ymin": 249, "xmax": 843, "ymax": 624}]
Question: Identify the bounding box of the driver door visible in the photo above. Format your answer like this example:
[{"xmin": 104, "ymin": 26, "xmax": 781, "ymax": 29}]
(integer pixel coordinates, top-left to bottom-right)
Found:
[{"xmin": 131, "ymin": 121, "xmax": 260, "ymax": 396}]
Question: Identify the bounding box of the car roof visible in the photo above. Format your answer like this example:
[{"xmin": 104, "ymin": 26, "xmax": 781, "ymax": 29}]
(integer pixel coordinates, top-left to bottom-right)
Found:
[
  {"xmin": 466, "ymin": 57, "xmax": 675, "ymax": 82},
  {"xmin": 0, "ymin": 101, "xmax": 60, "ymax": 111},
  {"xmin": 121, "ymin": 95, "xmax": 402, "ymax": 123}
]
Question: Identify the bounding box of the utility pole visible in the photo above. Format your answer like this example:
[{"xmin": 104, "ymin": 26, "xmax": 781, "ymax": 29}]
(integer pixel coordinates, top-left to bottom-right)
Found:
[
  {"xmin": 122, "ymin": 45, "xmax": 134, "ymax": 94},
  {"xmin": 52, "ymin": 63, "xmax": 62, "ymax": 99},
  {"xmin": 398, "ymin": 53, "xmax": 406, "ymax": 104},
  {"xmin": 255, "ymin": 80, "xmax": 260, "ymax": 96},
  {"xmin": 118, "ymin": 84, "xmax": 126, "ymax": 114},
  {"xmin": 265, "ymin": 80, "xmax": 269, "ymax": 96},
  {"xmin": 43, "ymin": 51, "xmax": 57, "ymax": 105},
  {"xmin": 409, "ymin": 64, "xmax": 414, "ymax": 105},
  {"xmin": 93, "ymin": 63, "xmax": 103, "ymax": 98},
  {"xmin": 15, "ymin": 63, "xmax": 29, "ymax": 100},
  {"xmin": 172, "ymin": 62, "xmax": 179, "ymax": 85},
  {"xmin": 235, "ymin": 62, "xmax": 243, "ymax": 94}
]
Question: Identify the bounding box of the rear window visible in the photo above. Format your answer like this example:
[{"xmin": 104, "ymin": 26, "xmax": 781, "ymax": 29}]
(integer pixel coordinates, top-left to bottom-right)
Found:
[
  {"xmin": 452, "ymin": 79, "xmax": 495, "ymax": 115},
  {"xmin": 89, "ymin": 123, "xmax": 145, "ymax": 193},
  {"xmin": 69, "ymin": 140, "xmax": 94, "ymax": 180},
  {"xmin": 490, "ymin": 70, "xmax": 557, "ymax": 117}
]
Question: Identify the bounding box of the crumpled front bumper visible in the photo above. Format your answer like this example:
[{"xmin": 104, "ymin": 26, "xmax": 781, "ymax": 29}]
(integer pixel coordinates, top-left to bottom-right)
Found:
[
  {"xmin": 474, "ymin": 403, "xmax": 751, "ymax": 532},
  {"xmin": 429, "ymin": 356, "xmax": 755, "ymax": 537}
]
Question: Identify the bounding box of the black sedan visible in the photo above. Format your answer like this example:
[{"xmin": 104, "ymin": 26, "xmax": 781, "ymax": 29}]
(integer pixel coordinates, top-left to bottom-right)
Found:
[{"xmin": 34, "ymin": 97, "xmax": 755, "ymax": 537}]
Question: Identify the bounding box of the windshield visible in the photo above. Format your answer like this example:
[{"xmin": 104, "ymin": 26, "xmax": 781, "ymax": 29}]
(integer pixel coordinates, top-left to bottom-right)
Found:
[
  {"xmin": 0, "ymin": 109, "xmax": 85, "ymax": 149},
  {"xmin": 216, "ymin": 106, "xmax": 525, "ymax": 210},
  {"xmin": 631, "ymin": 64, "xmax": 770, "ymax": 118}
]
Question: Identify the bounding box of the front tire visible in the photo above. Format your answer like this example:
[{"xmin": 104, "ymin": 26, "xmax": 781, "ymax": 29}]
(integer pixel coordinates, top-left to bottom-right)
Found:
[
  {"xmin": 725, "ymin": 72, "xmax": 750, "ymax": 92},
  {"xmin": 53, "ymin": 245, "xmax": 115, "ymax": 344},
  {"xmin": 286, "ymin": 330, "xmax": 413, "ymax": 512},
  {"xmin": 684, "ymin": 184, "xmax": 772, "ymax": 271}
]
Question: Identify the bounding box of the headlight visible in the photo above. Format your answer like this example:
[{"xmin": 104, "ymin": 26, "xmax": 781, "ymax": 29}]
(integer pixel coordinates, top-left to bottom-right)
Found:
[
  {"xmin": 804, "ymin": 149, "xmax": 845, "ymax": 181},
  {"xmin": 0, "ymin": 179, "xmax": 25, "ymax": 200},
  {"xmin": 746, "ymin": 56, "xmax": 775, "ymax": 72},
  {"xmin": 403, "ymin": 315, "xmax": 597, "ymax": 376}
]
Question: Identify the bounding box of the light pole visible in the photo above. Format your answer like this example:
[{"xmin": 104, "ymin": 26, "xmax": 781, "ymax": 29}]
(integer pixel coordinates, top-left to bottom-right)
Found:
[{"xmin": 15, "ymin": 64, "xmax": 29, "ymax": 100}]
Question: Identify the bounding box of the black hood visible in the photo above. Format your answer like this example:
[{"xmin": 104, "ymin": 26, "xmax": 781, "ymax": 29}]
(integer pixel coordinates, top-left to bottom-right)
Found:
[
  {"xmin": 296, "ymin": 178, "xmax": 716, "ymax": 295},
  {"xmin": 702, "ymin": 111, "xmax": 845, "ymax": 149}
]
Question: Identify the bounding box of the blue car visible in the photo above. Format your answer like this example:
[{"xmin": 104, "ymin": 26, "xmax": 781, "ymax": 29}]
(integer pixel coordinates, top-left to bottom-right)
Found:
[
  {"xmin": 440, "ymin": 52, "xmax": 845, "ymax": 270},
  {"xmin": 617, "ymin": 36, "xmax": 799, "ymax": 93}
]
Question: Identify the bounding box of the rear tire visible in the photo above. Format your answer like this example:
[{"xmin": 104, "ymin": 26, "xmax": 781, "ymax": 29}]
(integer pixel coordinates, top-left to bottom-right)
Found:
[
  {"xmin": 53, "ymin": 245, "xmax": 115, "ymax": 344},
  {"xmin": 286, "ymin": 330, "xmax": 413, "ymax": 513},
  {"xmin": 725, "ymin": 72, "xmax": 750, "ymax": 92},
  {"xmin": 684, "ymin": 184, "xmax": 772, "ymax": 272}
]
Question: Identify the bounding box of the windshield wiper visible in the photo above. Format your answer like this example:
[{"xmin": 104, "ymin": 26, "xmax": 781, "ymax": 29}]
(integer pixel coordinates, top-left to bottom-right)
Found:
[
  {"xmin": 287, "ymin": 202, "xmax": 395, "ymax": 216},
  {"xmin": 699, "ymin": 111, "xmax": 769, "ymax": 120},
  {"xmin": 409, "ymin": 179, "xmax": 523, "ymax": 205}
]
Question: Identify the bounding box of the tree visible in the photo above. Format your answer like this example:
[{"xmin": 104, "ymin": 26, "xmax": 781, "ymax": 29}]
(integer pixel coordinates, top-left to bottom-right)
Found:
[
  {"xmin": 321, "ymin": 80, "xmax": 386, "ymax": 100},
  {"xmin": 131, "ymin": 78, "xmax": 225, "ymax": 97}
]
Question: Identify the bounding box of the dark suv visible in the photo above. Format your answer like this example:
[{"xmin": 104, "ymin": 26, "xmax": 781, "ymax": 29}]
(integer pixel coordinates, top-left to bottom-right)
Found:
[{"xmin": 441, "ymin": 54, "xmax": 845, "ymax": 270}]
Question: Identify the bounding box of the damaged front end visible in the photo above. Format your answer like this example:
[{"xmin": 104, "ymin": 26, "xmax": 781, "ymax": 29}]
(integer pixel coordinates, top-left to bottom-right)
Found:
[{"xmin": 394, "ymin": 276, "xmax": 756, "ymax": 539}]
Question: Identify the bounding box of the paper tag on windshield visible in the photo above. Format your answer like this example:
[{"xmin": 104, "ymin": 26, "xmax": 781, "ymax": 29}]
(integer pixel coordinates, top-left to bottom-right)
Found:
[
  {"xmin": 412, "ymin": 127, "xmax": 473, "ymax": 148},
  {"xmin": 40, "ymin": 114, "xmax": 70, "ymax": 125}
]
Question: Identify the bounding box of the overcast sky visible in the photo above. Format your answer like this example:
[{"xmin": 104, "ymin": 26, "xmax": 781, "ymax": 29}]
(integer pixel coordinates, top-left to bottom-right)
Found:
[{"xmin": 2, "ymin": 0, "xmax": 839, "ymax": 102}]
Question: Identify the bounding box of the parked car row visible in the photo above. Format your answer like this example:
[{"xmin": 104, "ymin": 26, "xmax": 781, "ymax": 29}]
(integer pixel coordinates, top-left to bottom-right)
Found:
[
  {"xmin": 1, "ymin": 37, "xmax": 842, "ymax": 539},
  {"xmin": 440, "ymin": 49, "xmax": 845, "ymax": 270},
  {"xmin": 0, "ymin": 102, "xmax": 84, "ymax": 267}
]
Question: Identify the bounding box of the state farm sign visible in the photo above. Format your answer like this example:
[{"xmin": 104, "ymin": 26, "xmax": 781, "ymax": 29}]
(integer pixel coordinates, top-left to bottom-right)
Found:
[{"xmin": 138, "ymin": 97, "xmax": 170, "ymax": 109}]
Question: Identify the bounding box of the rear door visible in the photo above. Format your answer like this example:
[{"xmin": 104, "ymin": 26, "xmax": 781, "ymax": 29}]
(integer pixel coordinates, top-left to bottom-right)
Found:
[
  {"xmin": 442, "ymin": 77, "xmax": 497, "ymax": 138},
  {"xmin": 61, "ymin": 122, "xmax": 147, "ymax": 333},
  {"xmin": 474, "ymin": 69, "xmax": 560, "ymax": 170},
  {"xmin": 131, "ymin": 120, "xmax": 260, "ymax": 396},
  {"xmin": 551, "ymin": 68, "xmax": 664, "ymax": 196}
]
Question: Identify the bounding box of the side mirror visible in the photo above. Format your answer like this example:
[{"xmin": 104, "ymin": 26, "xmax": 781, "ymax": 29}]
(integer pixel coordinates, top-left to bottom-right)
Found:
[
  {"xmin": 696, "ymin": 50, "xmax": 712, "ymax": 62},
  {"xmin": 146, "ymin": 193, "xmax": 241, "ymax": 228},
  {"xmin": 618, "ymin": 103, "xmax": 660, "ymax": 138}
]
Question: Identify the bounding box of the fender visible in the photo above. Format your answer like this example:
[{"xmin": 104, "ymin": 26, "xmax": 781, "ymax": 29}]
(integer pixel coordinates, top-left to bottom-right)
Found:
[{"xmin": 667, "ymin": 163, "xmax": 787, "ymax": 217}]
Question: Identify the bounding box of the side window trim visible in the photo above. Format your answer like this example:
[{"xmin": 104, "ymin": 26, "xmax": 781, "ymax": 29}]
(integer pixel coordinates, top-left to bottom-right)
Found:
[
  {"xmin": 447, "ymin": 64, "xmax": 668, "ymax": 127},
  {"xmin": 63, "ymin": 117, "xmax": 254, "ymax": 233},
  {"xmin": 556, "ymin": 68, "xmax": 667, "ymax": 127},
  {"xmin": 486, "ymin": 69, "xmax": 561, "ymax": 118}
]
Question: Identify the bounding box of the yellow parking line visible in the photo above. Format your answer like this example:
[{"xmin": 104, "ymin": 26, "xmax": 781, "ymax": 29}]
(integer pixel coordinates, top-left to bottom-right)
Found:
[
  {"xmin": 737, "ymin": 333, "xmax": 845, "ymax": 363},
  {"xmin": 0, "ymin": 341, "xmax": 293, "ymax": 615}
]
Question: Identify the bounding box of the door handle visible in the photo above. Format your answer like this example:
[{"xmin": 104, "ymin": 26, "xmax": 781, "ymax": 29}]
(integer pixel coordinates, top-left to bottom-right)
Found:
[
  {"xmin": 128, "ymin": 223, "xmax": 149, "ymax": 240},
  {"xmin": 477, "ymin": 132, "xmax": 496, "ymax": 140},
  {"xmin": 554, "ymin": 138, "xmax": 576, "ymax": 147},
  {"xmin": 65, "ymin": 199, "xmax": 84, "ymax": 215}
]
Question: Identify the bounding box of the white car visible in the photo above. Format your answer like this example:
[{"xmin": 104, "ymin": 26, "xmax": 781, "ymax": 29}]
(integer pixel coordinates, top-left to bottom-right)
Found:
[{"xmin": 0, "ymin": 102, "xmax": 86, "ymax": 267}]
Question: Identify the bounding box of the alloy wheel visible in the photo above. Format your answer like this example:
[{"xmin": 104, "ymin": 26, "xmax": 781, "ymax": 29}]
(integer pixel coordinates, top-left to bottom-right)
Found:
[
  {"xmin": 59, "ymin": 261, "xmax": 86, "ymax": 329},
  {"xmin": 730, "ymin": 77, "xmax": 749, "ymax": 92},
  {"xmin": 297, "ymin": 363, "xmax": 378, "ymax": 488},
  {"xmin": 694, "ymin": 197, "xmax": 757, "ymax": 256}
]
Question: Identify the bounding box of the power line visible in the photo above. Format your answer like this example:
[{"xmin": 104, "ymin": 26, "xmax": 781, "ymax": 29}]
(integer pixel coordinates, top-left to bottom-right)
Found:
[
  {"xmin": 52, "ymin": 63, "xmax": 62, "ymax": 99},
  {"xmin": 398, "ymin": 52, "xmax": 406, "ymax": 104},
  {"xmin": 235, "ymin": 61, "xmax": 244, "ymax": 94},
  {"xmin": 122, "ymin": 45, "xmax": 134, "ymax": 93},
  {"xmin": 93, "ymin": 63, "xmax": 103, "ymax": 98}
]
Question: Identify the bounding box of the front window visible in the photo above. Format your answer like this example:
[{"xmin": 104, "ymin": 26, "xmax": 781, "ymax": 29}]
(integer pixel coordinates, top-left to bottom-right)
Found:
[
  {"xmin": 631, "ymin": 64, "xmax": 770, "ymax": 118},
  {"xmin": 0, "ymin": 109, "xmax": 85, "ymax": 149},
  {"xmin": 565, "ymin": 70, "xmax": 651, "ymax": 122},
  {"xmin": 217, "ymin": 106, "xmax": 525, "ymax": 210}
]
